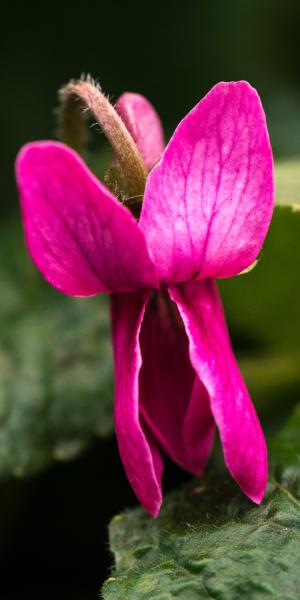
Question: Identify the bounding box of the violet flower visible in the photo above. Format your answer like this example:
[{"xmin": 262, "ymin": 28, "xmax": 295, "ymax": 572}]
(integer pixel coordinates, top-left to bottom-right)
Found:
[{"xmin": 16, "ymin": 81, "xmax": 274, "ymax": 516}]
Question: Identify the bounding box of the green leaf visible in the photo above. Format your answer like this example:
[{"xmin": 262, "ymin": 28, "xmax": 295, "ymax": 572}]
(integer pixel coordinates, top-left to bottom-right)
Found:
[
  {"xmin": 0, "ymin": 220, "xmax": 114, "ymax": 478},
  {"xmin": 102, "ymin": 405, "xmax": 300, "ymax": 600}
]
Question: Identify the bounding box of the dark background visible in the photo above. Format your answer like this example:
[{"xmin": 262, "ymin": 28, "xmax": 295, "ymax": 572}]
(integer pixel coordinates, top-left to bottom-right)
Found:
[
  {"xmin": 1, "ymin": 1, "xmax": 300, "ymax": 598},
  {"xmin": 3, "ymin": 0, "xmax": 300, "ymax": 220}
]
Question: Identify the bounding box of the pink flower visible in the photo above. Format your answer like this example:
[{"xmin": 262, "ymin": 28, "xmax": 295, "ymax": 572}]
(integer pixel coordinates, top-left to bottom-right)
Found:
[{"xmin": 15, "ymin": 81, "xmax": 274, "ymax": 516}]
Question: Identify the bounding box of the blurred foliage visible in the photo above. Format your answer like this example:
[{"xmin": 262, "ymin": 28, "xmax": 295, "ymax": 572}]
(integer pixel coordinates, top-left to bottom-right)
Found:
[
  {"xmin": 0, "ymin": 220, "xmax": 113, "ymax": 479},
  {"xmin": 103, "ymin": 405, "xmax": 300, "ymax": 600},
  {"xmin": 275, "ymin": 158, "xmax": 300, "ymax": 206}
]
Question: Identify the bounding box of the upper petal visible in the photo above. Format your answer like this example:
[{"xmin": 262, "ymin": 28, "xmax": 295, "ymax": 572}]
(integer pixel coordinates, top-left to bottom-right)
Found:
[
  {"xmin": 111, "ymin": 291, "xmax": 163, "ymax": 517},
  {"xmin": 170, "ymin": 279, "xmax": 268, "ymax": 504},
  {"xmin": 16, "ymin": 141, "xmax": 158, "ymax": 296},
  {"xmin": 140, "ymin": 81, "xmax": 274, "ymax": 284},
  {"xmin": 115, "ymin": 93, "xmax": 165, "ymax": 170}
]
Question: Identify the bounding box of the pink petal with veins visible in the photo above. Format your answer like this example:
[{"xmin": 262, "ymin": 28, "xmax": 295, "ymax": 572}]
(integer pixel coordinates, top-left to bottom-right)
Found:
[
  {"xmin": 111, "ymin": 291, "xmax": 163, "ymax": 517},
  {"xmin": 140, "ymin": 81, "xmax": 274, "ymax": 285},
  {"xmin": 16, "ymin": 141, "xmax": 158, "ymax": 296},
  {"xmin": 116, "ymin": 93, "xmax": 165, "ymax": 170},
  {"xmin": 170, "ymin": 279, "xmax": 268, "ymax": 504}
]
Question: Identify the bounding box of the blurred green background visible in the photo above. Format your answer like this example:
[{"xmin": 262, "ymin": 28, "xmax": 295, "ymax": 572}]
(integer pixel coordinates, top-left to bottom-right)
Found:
[{"xmin": 1, "ymin": 0, "xmax": 300, "ymax": 598}]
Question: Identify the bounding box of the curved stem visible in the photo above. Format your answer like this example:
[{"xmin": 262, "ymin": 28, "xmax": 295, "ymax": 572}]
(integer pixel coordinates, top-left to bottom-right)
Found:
[{"xmin": 58, "ymin": 78, "xmax": 148, "ymax": 198}]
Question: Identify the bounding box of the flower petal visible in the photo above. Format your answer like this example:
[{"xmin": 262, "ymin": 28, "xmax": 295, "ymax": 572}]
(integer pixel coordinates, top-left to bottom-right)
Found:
[
  {"xmin": 182, "ymin": 378, "xmax": 216, "ymax": 473},
  {"xmin": 116, "ymin": 93, "xmax": 165, "ymax": 170},
  {"xmin": 170, "ymin": 279, "xmax": 268, "ymax": 504},
  {"xmin": 140, "ymin": 81, "xmax": 274, "ymax": 284},
  {"xmin": 16, "ymin": 141, "xmax": 158, "ymax": 296},
  {"xmin": 111, "ymin": 291, "xmax": 163, "ymax": 516},
  {"xmin": 139, "ymin": 291, "xmax": 215, "ymax": 474}
]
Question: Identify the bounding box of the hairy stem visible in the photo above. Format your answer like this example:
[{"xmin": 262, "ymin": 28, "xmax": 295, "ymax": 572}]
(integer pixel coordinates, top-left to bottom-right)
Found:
[{"xmin": 58, "ymin": 78, "xmax": 148, "ymax": 198}]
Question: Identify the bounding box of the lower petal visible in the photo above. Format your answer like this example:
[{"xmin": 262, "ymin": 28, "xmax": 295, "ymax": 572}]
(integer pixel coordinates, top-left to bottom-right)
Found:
[
  {"xmin": 183, "ymin": 378, "xmax": 215, "ymax": 474},
  {"xmin": 111, "ymin": 292, "xmax": 163, "ymax": 517},
  {"xmin": 170, "ymin": 280, "xmax": 268, "ymax": 504},
  {"xmin": 139, "ymin": 290, "xmax": 215, "ymax": 474}
]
